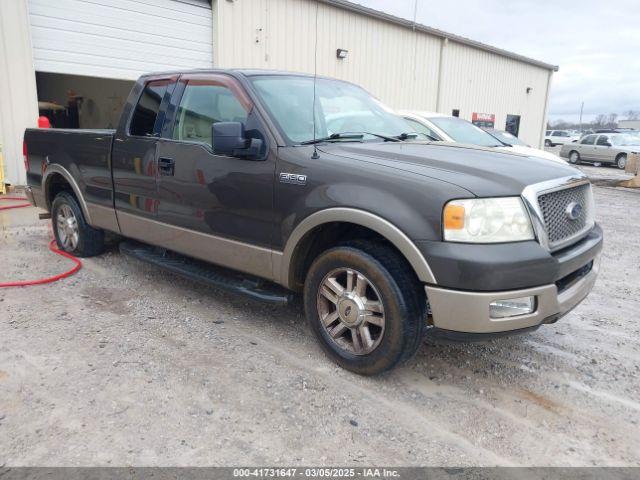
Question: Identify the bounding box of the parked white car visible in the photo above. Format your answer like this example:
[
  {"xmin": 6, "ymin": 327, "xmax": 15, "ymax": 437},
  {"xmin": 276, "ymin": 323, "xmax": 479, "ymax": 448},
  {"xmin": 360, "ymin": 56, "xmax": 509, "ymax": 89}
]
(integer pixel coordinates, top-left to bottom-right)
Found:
[
  {"xmin": 400, "ymin": 111, "xmax": 567, "ymax": 164},
  {"xmin": 544, "ymin": 130, "xmax": 581, "ymax": 147}
]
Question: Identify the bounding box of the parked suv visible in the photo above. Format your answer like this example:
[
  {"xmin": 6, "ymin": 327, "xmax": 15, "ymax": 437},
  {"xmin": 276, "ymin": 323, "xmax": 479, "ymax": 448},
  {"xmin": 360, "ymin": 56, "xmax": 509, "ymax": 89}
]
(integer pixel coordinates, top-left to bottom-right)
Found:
[
  {"xmin": 24, "ymin": 70, "xmax": 603, "ymax": 375},
  {"xmin": 545, "ymin": 130, "xmax": 580, "ymax": 147}
]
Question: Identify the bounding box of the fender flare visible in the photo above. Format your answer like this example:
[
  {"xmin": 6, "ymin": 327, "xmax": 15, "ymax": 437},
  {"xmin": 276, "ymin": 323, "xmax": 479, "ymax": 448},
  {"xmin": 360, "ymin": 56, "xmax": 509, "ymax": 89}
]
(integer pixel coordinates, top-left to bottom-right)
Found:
[
  {"xmin": 278, "ymin": 207, "xmax": 437, "ymax": 288},
  {"xmin": 42, "ymin": 164, "xmax": 93, "ymax": 224}
]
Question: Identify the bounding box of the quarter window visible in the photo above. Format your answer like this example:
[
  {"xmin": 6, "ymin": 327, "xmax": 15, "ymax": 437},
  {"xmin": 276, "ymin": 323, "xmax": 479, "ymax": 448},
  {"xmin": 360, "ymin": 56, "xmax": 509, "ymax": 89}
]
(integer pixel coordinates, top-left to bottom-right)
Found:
[
  {"xmin": 173, "ymin": 81, "xmax": 248, "ymax": 148},
  {"xmin": 129, "ymin": 80, "xmax": 169, "ymax": 137}
]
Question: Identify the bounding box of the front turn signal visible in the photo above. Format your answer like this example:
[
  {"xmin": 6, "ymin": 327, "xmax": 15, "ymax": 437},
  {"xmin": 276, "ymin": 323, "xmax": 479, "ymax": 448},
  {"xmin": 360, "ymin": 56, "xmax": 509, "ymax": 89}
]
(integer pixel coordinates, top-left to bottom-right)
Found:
[{"xmin": 443, "ymin": 204, "xmax": 465, "ymax": 230}]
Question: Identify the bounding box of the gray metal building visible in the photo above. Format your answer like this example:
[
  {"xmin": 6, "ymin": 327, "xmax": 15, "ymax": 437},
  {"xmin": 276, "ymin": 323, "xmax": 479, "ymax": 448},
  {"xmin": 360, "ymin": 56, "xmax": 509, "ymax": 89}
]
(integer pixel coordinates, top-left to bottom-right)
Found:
[{"xmin": 0, "ymin": 0, "xmax": 558, "ymax": 185}]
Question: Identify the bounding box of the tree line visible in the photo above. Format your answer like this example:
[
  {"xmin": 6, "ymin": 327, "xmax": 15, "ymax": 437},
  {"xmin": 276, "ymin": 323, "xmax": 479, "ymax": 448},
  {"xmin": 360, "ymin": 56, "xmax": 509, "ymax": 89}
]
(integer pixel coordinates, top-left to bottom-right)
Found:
[{"xmin": 548, "ymin": 110, "xmax": 639, "ymax": 130}]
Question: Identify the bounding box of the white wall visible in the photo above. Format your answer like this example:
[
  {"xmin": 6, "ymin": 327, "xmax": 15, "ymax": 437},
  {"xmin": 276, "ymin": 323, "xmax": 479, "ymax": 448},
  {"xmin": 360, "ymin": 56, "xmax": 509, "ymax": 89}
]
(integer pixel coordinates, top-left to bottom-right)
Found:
[
  {"xmin": 0, "ymin": 0, "xmax": 39, "ymax": 186},
  {"xmin": 212, "ymin": 0, "xmax": 553, "ymax": 147},
  {"xmin": 438, "ymin": 40, "xmax": 552, "ymax": 147}
]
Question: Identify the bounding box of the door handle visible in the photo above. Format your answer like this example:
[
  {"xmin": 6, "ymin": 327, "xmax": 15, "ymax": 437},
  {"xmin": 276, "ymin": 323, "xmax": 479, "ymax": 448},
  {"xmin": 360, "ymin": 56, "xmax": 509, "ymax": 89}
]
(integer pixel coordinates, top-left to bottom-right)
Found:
[{"xmin": 158, "ymin": 157, "xmax": 175, "ymax": 176}]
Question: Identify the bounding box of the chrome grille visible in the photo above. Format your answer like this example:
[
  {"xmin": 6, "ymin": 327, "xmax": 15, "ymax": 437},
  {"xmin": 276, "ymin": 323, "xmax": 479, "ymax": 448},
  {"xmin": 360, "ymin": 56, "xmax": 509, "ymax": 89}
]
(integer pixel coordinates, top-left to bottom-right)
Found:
[{"xmin": 537, "ymin": 183, "xmax": 592, "ymax": 249}]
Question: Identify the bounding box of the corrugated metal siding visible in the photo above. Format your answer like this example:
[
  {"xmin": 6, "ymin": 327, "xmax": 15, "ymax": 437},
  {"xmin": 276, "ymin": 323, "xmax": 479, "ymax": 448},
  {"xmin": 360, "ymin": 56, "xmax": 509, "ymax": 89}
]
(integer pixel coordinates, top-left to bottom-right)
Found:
[
  {"xmin": 439, "ymin": 41, "xmax": 550, "ymax": 146},
  {"xmin": 215, "ymin": 0, "xmax": 441, "ymax": 110},
  {"xmin": 28, "ymin": 0, "xmax": 213, "ymax": 80},
  {"xmin": 214, "ymin": 0, "xmax": 551, "ymax": 146}
]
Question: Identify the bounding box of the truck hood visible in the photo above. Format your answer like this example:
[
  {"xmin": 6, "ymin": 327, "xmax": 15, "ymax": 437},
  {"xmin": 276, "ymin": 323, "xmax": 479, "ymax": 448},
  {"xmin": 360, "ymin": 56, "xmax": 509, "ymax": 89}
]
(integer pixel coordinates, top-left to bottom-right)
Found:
[{"xmin": 318, "ymin": 141, "xmax": 583, "ymax": 197}]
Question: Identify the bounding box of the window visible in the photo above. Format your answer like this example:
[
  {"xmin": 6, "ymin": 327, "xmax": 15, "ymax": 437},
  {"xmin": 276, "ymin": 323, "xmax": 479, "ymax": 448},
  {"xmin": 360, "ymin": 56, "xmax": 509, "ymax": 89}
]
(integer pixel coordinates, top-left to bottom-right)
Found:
[
  {"xmin": 596, "ymin": 135, "xmax": 610, "ymax": 146},
  {"xmin": 129, "ymin": 80, "xmax": 169, "ymax": 137},
  {"xmin": 404, "ymin": 118, "xmax": 441, "ymax": 140},
  {"xmin": 428, "ymin": 116, "xmax": 502, "ymax": 147},
  {"xmin": 505, "ymin": 114, "xmax": 521, "ymax": 137},
  {"xmin": 173, "ymin": 81, "xmax": 248, "ymax": 147},
  {"xmin": 581, "ymin": 135, "xmax": 597, "ymax": 145},
  {"xmin": 250, "ymin": 75, "xmax": 410, "ymax": 143},
  {"xmin": 452, "ymin": 109, "xmax": 460, "ymax": 118},
  {"xmin": 552, "ymin": 131, "xmax": 568, "ymax": 137},
  {"xmin": 546, "ymin": 130, "xmax": 551, "ymax": 136}
]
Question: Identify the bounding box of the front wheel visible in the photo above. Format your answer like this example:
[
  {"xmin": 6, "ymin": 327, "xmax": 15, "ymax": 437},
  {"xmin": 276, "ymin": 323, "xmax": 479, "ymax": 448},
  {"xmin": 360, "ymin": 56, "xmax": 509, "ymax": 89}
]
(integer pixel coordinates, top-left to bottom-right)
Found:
[
  {"xmin": 544, "ymin": 139, "xmax": 552, "ymax": 147},
  {"xmin": 304, "ymin": 241, "xmax": 426, "ymax": 375},
  {"xmin": 569, "ymin": 151, "xmax": 581, "ymax": 164},
  {"xmin": 52, "ymin": 192, "xmax": 105, "ymax": 257},
  {"xmin": 616, "ymin": 154, "xmax": 627, "ymax": 170}
]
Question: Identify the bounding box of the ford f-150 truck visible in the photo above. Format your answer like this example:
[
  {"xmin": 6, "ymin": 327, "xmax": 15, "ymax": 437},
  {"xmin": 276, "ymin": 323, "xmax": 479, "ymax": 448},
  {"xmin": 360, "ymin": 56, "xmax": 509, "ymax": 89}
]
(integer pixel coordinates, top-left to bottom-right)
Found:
[{"xmin": 24, "ymin": 70, "xmax": 603, "ymax": 375}]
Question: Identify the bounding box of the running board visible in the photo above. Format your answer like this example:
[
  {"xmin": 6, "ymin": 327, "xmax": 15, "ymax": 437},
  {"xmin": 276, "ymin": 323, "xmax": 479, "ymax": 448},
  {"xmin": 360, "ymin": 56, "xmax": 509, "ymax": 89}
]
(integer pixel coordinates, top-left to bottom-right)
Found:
[{"xmin": 119, "ymin": 241, "xmax": 294, "ymax": 306}]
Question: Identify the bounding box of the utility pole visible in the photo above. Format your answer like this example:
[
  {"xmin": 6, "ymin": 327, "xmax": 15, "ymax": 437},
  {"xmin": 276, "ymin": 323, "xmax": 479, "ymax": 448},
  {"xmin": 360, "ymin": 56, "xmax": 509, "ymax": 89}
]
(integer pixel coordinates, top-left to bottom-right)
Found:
[{"xmin": 579, "ymin": 101, "xmax": 584, "ymax": 132}]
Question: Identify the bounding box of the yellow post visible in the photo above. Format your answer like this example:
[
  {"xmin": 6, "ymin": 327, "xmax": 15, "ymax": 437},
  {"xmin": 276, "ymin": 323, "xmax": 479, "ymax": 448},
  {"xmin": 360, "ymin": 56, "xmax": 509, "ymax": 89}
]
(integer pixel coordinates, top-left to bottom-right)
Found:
[{"xmin": 0, "ymin": 143, "xmax": 6, "ymax": 195}]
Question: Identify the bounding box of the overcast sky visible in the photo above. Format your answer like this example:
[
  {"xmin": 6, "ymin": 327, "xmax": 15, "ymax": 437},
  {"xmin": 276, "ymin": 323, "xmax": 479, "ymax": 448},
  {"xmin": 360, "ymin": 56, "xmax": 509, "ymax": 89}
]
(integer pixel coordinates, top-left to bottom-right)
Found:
[{"xmin": 353, "ymin": 0, "xmax": 640, "ymax": 124}]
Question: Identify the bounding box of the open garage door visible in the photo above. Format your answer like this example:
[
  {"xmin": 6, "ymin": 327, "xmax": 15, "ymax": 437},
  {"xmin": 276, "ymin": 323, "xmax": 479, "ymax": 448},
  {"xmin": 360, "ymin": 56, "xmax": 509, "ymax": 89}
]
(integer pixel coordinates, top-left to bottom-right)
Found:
[{"xmin": 28, "ymin": 0, "xmax": 213, "ymax": 81}]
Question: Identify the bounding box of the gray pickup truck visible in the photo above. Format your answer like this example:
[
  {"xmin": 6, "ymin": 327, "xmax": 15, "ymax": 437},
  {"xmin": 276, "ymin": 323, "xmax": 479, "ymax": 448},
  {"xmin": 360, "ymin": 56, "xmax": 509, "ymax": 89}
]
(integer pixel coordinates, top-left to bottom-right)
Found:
[{"xmin": 24, "ymin": 70, "xmax": 603, "ymax": 375}]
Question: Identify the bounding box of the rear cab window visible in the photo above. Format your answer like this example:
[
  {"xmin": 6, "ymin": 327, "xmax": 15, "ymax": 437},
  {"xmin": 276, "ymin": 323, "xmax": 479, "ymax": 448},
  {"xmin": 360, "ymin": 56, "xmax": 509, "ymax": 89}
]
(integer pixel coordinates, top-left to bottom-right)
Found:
[{"xmin": 129, "ymin": 80, "xmax": 171, "ymax": 137}]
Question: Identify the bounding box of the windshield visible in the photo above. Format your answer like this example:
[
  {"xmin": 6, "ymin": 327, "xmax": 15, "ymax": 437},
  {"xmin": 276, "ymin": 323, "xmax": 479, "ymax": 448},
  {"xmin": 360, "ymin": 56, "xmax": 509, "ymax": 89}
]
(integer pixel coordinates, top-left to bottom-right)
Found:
[
  {"xmin": 428, "ymin": 116, "xmax": 503, "ymax": 147},
  {"xmin": 250, "ymin": 75, "xmax": 415, "ymax": 143},
  {"xmin": 485, "ymin": 129, "xmax": 527, "ymax": 146},
  {"xmin": 611, "ymin": 133, "xmax": 640, "ymax": 146}
]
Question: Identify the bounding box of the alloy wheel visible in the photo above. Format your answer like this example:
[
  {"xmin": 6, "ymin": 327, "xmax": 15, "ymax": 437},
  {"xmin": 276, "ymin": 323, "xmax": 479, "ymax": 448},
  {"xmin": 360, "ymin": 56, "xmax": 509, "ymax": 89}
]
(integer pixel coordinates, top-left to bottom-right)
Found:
[
  {"xmin": 317, "ymin": 267, "xmax": 385, "ymax": 355},
  {"xmin": 56, "ymin": 204, "xmax": 79, "ymax": 250}
]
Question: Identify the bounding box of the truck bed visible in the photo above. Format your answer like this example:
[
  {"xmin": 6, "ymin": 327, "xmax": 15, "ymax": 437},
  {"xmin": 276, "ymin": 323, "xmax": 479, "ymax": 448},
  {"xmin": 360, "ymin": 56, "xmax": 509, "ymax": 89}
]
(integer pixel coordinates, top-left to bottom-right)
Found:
[{"xmin": 24, "ymin": 127, "xmax": 116, "ymax": 211}]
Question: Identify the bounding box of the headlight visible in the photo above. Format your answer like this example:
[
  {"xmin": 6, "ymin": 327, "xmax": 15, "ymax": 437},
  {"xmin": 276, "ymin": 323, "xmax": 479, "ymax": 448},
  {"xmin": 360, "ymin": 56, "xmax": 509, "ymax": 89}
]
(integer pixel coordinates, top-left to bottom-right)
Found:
[{"xmin": 443, "ymin": 197, "xmax": 534, "ymax": 243}]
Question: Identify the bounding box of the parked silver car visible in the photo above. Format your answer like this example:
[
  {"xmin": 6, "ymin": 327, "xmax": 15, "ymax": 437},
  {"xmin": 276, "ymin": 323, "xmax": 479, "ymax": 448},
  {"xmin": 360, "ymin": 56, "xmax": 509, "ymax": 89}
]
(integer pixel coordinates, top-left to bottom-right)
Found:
[{"xmin": 559, "ymin": 133, "xmax": 640, "ymax": 169}]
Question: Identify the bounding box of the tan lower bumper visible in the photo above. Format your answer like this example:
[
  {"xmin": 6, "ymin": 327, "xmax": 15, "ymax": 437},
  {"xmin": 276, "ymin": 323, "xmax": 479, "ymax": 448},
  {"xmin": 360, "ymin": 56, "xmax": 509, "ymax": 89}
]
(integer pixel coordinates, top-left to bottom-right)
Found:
[{"xmin": 425, "ymin": 256, "xmax": 600, "ymax": 334}]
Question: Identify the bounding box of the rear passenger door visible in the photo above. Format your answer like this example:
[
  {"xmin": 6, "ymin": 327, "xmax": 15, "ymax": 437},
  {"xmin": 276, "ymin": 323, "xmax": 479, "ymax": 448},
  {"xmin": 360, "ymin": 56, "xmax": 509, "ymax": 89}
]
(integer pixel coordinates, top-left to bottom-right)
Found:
[
  {"xmin": 594, "ymin": 135, "xmax": 613, "ymax": 163},
  {"xmin": 112, "ymin": 77, "xmax": 176, "ymax": 226}
]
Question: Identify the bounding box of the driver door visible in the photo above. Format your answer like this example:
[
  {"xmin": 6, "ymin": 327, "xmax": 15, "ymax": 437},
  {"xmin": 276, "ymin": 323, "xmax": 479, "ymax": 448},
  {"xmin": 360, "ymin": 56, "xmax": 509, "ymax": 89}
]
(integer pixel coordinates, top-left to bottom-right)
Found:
[{"xmin": 154, "ymin": 74, "xmax": 276, "ymax": 277}]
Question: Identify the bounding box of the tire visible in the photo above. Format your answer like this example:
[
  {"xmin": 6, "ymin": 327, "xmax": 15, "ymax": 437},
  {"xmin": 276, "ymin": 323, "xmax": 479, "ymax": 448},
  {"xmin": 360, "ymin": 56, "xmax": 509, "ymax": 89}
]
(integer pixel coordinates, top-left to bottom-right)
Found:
[
  {"xmin": 568, "ymin": 150, "xmax": 581, "ymax": 164},
  {"xmin": 544, "ymin": 139, "xmax": 552, "ymax": 147},
  {"xmin": 303, "ymin": 241, "xmax": 426, "ymax": 375},
  {"xmin": 52, "ymin": 191, "xmax": 105, "ymax": 257},
  {"xmin": 616, "ymin": 154, "xmax": 627, "ymax": 170}
]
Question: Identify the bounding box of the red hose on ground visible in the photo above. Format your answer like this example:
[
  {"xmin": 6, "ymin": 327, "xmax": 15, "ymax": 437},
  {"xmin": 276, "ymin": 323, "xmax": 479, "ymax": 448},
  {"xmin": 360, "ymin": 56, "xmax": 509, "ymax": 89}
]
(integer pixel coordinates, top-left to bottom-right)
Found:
[
  {"xmin": 0, "ymin": 196, "xmax": 31, "ymax": 210},
  {"xmin": 0, "ymin": 196, "xmax": 82, "ymax": 288}
]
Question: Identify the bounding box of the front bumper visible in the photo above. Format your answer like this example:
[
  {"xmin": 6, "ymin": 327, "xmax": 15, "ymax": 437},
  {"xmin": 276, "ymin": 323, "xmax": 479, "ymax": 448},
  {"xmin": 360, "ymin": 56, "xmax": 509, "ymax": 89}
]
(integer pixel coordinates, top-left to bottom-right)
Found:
[{"xmin": 424, "ymin": 228, "xmax": 602, "ymax": 336}]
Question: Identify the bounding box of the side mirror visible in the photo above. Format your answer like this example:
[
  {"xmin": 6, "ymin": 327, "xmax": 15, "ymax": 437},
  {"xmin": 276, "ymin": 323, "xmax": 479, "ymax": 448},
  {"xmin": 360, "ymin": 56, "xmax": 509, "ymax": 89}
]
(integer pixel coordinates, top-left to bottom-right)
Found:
[{"xmin": 212, "ymin": 122, "xmax": 263, "ymax": 159}]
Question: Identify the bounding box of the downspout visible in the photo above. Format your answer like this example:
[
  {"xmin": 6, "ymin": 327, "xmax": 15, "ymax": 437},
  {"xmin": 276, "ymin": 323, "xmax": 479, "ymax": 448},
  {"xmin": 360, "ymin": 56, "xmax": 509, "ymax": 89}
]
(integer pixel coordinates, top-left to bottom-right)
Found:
[
  {"xmin": 435, "ymin": 37, "xmax": 448, "ymax": 113},
  {"xmin": 539, "ymin": 68, "xmax": 554, "ymax": 148}
]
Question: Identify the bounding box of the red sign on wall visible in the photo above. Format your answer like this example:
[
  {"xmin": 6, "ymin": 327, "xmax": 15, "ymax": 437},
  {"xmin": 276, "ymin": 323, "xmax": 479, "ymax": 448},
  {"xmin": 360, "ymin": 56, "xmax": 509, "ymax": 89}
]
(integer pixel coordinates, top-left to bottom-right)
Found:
[{"xmin": 472, "ymin": 112, "xmax": 495, "ymax": 128}]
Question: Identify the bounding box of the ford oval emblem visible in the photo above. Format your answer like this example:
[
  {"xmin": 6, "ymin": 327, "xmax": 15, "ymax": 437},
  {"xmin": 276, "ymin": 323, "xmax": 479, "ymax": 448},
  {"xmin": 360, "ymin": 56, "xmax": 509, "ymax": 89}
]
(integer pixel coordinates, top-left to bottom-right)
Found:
[{"xmin": 565, "ymin": 201, "xmax": 583, "ymax": 221}]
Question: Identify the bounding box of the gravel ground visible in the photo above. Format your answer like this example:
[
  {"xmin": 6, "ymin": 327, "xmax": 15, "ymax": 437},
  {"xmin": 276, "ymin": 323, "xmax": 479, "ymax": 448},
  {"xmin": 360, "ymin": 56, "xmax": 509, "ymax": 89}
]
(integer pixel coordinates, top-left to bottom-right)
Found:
[{"xmin": 1, "ymin": 185, "xmax": 639, "ymax": 467}]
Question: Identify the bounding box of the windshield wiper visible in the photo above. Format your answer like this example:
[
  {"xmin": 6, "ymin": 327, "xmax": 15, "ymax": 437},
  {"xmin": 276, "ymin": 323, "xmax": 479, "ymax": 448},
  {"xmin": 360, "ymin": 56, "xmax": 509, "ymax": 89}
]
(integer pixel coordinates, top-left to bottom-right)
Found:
[
  {"xmin": 395, "ymin": 132, "xmax": 438, "ymax": 142},
  {"xmin": 301, "ymin": 131, "xmax": 402, "ymax": 145},
  {"xmin": 300, "ymin": 133, "xmax": 364, "ymax": 145}
]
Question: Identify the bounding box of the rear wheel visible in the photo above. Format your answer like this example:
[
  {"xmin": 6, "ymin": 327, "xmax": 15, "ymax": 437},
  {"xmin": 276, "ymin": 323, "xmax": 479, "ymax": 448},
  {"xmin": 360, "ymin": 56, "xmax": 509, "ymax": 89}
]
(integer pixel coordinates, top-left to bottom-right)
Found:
[
  {"xmin": 304, "ymin": 241, "xmax": 426, "ymax": 375},
  {"xmin": 616, "ymin": 154, "xmax": 627, "ymax": 170},
  {"xmin": 544, "ymin": 139, "xmax": 552, "ymax": 147},
  {"xmin": 569, "ymin": 151, "xmax": 581, "ymax": 164},
  {"xmin": 52, "ymin": 192, "xmax": 104, "ymax": 257}
]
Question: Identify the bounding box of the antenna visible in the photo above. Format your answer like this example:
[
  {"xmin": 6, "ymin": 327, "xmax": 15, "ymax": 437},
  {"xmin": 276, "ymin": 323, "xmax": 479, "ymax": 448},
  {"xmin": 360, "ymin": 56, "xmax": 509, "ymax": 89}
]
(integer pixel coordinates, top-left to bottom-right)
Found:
[{"xmin": 311, "ymin": 0, "xmax": 320, "ymax": 159}]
